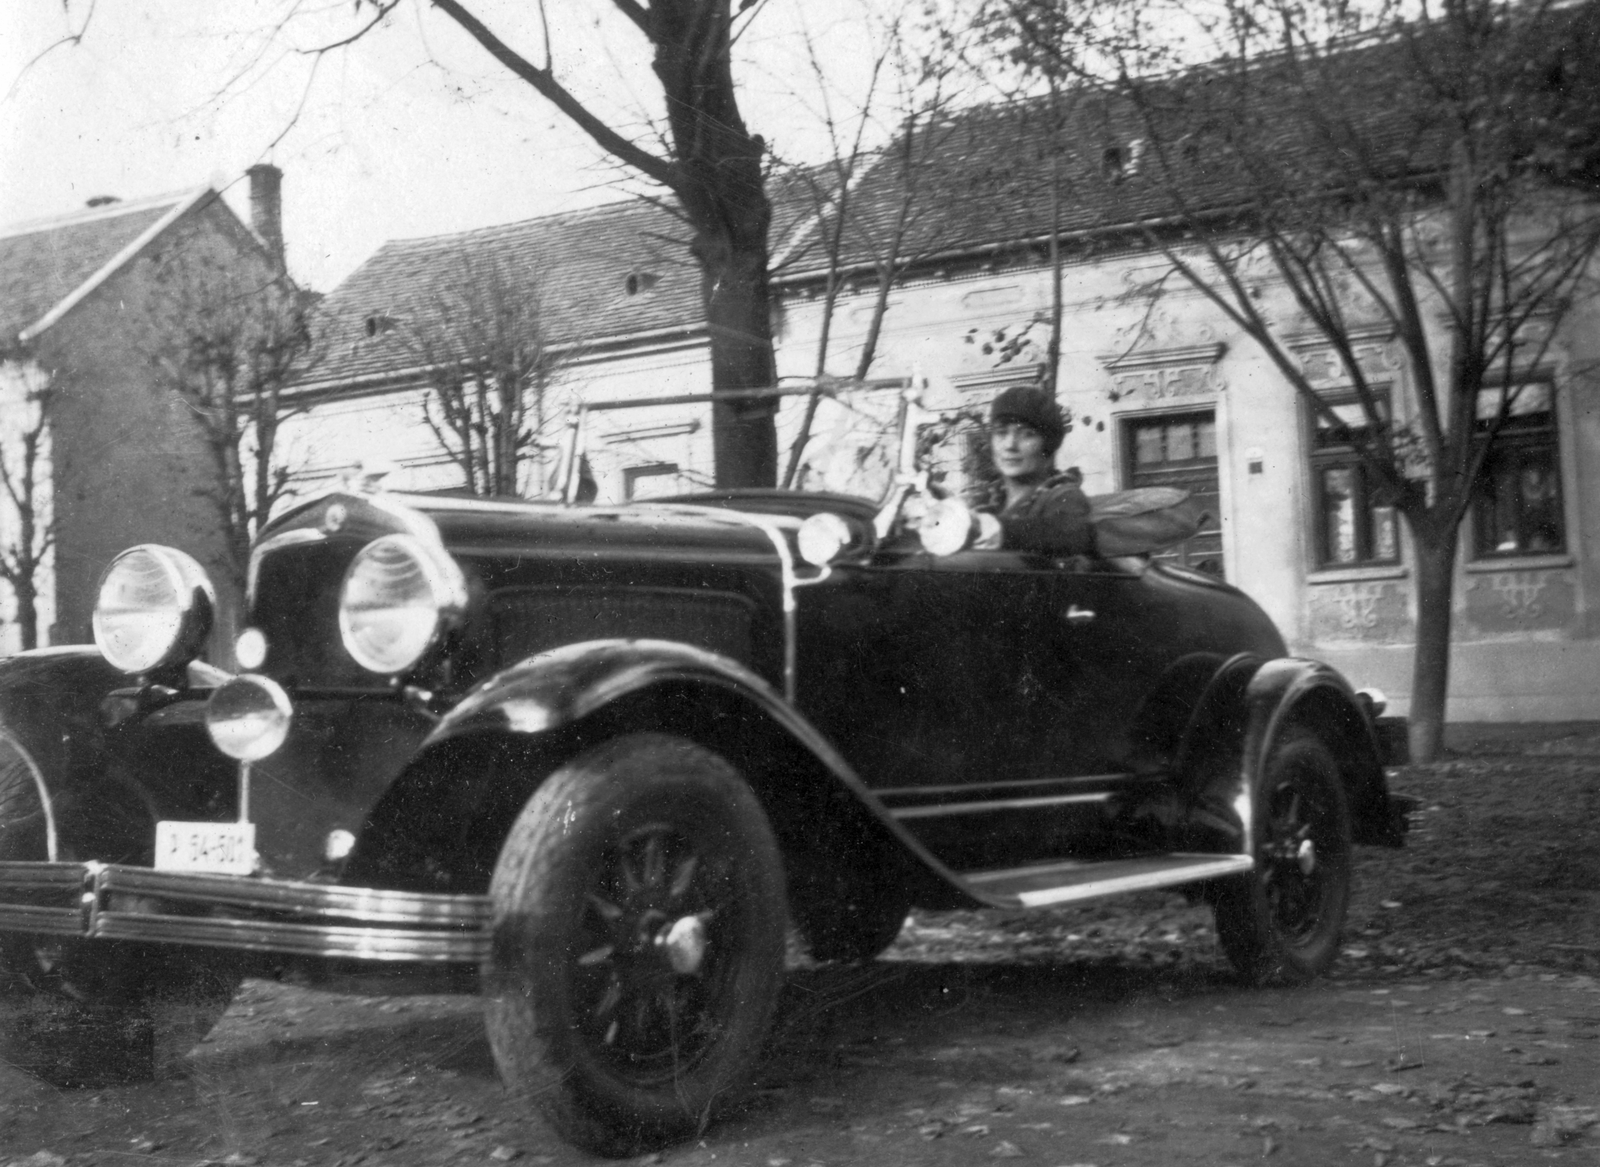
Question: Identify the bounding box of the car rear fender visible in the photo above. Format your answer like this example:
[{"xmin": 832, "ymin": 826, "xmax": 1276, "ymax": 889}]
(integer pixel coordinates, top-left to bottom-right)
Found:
[
  {"xmin": 350, "ymin": 638, "xmax": 975, "ymax": 909},
  {"xmin": 1237, "ymin": 658, "xmax": 1402, "ymax": 849},
  {"xmin": 1138, "ymin": 652, "xmax": 1261, "ymax": 778}
]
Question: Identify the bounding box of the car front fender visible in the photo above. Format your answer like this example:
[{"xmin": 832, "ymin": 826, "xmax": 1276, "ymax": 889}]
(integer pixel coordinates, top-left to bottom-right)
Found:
[
  {"xmin": 358, "ymin": 638, "xmax": 978, "ymax": 909},
  {"xmin": 425, "ymin": 638, "xmax": 786, "ymax": 746}
]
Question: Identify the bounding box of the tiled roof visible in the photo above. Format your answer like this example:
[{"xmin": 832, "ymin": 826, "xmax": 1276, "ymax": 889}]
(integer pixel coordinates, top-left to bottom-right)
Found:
[
  {"xmin": 782, "ymin": 37, "xmax": 1435, "ymax": 282},
  {"xmin": 297, "ymin": 167, "xmax": 843, "ymax": 393},
  {"xmin": 295, "ymin": 26, "xmax": 1475, "ymax": 390},
  {"xmin": 298, "ymin": 199, "xmax": 715, "ymax": 392},
  {"xmin": 0, "ymin": 191, "xmax": 205, "ymax": 342}
]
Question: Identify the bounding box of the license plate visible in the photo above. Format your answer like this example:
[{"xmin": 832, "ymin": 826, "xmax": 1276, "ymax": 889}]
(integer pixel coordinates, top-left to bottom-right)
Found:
[{"xmin": 155, "ymin": 821, "xmax": 257, "ymax": 875}]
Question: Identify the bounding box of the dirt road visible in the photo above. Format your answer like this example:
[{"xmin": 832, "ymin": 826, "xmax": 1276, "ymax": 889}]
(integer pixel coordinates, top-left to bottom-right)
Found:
[
  {"xmin": 4, "ymin": 954, "xmax": 1598, "ymax": 1167},
  {"xmin": 3, "ymin": 729, "xmax": 1598, "ymax": 1166}
]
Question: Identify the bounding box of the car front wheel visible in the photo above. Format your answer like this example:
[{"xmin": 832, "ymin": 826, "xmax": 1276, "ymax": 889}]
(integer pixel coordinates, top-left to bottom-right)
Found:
[
  {"xmin": 1212, "ymin": 726, "xmax": 1352, "ymax": 985},
  {"xmin": 484, "ymin": 732, "xmax": 787, "ymax": 1157}
]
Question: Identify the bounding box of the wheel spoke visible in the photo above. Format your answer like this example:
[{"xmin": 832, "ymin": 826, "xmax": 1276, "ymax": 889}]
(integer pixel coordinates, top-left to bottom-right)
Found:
[
  {"xmin": 630, "ymin": 991, "xmax": 655, "ymax": 1046},
  {"xmin": 669, "ymin": 855, "xmax": 699, "ymax": 900},
  {"xmin": 592, "ymin": 978, "xmax": 623, "ymax": 1021},
  {"xmin": 641, "ymin": 832, "xmax": 666, "ymax": 890},
  {"xmin": 578, "ymin": 827, "xmax": 724, "ymax": 1070},
  {"xmin": 619, "ymin": 851, "xmax": 644, "ymax": 897},
  {"xmin": 587, "ymin": 892, "xmax": 624, "ymax": 923}
]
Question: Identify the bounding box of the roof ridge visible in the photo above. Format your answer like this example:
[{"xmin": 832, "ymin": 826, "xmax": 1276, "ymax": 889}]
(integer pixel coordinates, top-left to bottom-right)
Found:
[
  {"xmin": 0, "ymin": 187, "xmax": 208, "ymax": 240},
  {"xmin": 381, "ymin": 197, "xmax": 670, "ymax": 248},
  {"xmin": 15, "ymin": 188, "xmax": 216, "ymax": 342}
]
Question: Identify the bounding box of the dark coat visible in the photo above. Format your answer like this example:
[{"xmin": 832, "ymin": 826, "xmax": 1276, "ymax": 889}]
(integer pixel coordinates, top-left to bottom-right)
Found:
[{"xmin": 975, "ymin": 468, "xmax": 1096, "ymax": 557}]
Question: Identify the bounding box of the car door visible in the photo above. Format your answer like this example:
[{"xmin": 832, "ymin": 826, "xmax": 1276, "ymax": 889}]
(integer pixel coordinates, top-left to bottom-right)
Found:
[{"xmin": 796, "ymin": 546, "xmax": 1162, "ymax": 868}]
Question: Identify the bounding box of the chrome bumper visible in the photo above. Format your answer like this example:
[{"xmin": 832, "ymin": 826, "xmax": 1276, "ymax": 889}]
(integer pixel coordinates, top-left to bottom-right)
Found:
[{"xmin": 0, "ymin": 861, "xmax": 492, "ymax": 963}]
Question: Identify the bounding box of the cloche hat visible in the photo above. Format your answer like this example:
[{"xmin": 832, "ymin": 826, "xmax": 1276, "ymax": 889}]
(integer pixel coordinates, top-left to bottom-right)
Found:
[{"xmin": 990, "ymin": 384, "xmax": 1065, "ymax": 454}]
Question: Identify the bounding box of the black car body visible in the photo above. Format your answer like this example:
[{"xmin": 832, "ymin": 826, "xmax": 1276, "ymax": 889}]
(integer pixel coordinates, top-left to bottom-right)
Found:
[{"xmin": 0, "ymin": 417, "xmax": 1409, "ymax": 1154}]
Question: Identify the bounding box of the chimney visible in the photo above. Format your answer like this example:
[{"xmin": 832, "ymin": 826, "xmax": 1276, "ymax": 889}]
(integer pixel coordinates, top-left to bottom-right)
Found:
[{"xmin": 247, "ymin": 163, "xmax": 285, "ymax": 275}]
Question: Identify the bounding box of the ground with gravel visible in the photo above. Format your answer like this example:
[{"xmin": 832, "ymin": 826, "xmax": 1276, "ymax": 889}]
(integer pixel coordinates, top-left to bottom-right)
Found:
[{"xmin": 3, "ymin": 727, "xmax": 1598, "ymax": 1167}]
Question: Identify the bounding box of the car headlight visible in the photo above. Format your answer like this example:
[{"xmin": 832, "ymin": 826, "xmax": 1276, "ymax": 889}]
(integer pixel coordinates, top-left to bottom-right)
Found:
[
  {"xmin": 92, "ymin": 545, "xmax": 215, "ymax": 675},
  {"xmin": 338, "ymin": 534, "xmax": 467, "ymax": 675},
  {"xmin": 206, "ymin": 673, "xmax": 293, "ymax": 761},
  {"xmin": 797, "ymin": 512, "xmax": 857, "ymax": 567}
]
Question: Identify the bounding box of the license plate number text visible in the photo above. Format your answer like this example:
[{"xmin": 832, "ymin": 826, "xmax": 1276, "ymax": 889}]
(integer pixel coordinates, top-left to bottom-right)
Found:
[{"xmin": 154, "ymin": 821, "xmax": 257, "ymax": 875}]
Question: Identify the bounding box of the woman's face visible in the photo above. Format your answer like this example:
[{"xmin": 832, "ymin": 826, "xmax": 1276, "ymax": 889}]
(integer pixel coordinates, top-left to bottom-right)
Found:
[{"xmin": 991, "ymin": 420, "xmax": 1051, "ymax": 484}]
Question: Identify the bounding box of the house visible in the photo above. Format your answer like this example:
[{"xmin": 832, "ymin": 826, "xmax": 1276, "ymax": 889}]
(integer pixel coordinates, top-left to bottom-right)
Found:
[
  {"xmin": 294, "ymin": 50, "xmax": 1599, "ymax": 725},
  {"xmin": 0, "ymin": 166, "xmax": 289, "ymax": 648},
  {"xmin": 282, "ymin": 199, "xmax": 720, "ymax": 501},
  {"xmin": 764, "ymin": 84, "xmax": 1600, "ymax": 725}
]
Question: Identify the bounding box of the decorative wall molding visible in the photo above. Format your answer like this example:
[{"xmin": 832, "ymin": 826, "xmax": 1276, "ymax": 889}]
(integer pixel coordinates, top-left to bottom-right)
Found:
[
  {"xmin": 1100, "ymin": 342, "xmax": 1227, "ymax": 372},
  {"xmin": 1097, "ymin": 342, "xmax": 1227, "ymax": 404},
  {"xmin": 951, "ymin": 364, "xmax": 1046, "ymax": 395},
  {"xmin": 1284, "ymin": 323, "xmax": 1397, "ymax": 350},
  {"xmin": 1307, "ymin": 579, "xmax": 1412, "ymax": 643},
  {"xmin": 960, "ymin": 284, "xmax": 1026, "ymax": 311},
  {"xmin": 601, "ymin": 419, "xmax": 701, "ymax": 445},
  {"xmin": 1284, "ymin": 325, "xmax": 1401, "ymax": 384},
  {"xmin": 1463, "ymin": 570, "xmax": 1576, "ymax": 635}
]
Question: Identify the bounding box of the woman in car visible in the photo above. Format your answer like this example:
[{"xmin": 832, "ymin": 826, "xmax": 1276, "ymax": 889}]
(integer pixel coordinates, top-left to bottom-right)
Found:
[{"xmin": 973, "ymin": 384, "xmax": 1096, "ymax": 557}]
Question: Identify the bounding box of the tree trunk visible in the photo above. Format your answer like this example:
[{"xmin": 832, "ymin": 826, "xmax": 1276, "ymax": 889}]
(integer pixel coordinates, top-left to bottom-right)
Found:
[
  {"xmin": 14, "ymin": 574, "xmax": 37, "ymax": 651},
  {"xmin": 696, "ymin": 226, "xmax": 778, "ymax": 487},
  {"xmin": 651, "ymin": 1, "xmax": 778, "ymax": 489},
  {"xmin": 1408, "ymin": 522, "xmax": 1459, "ymax": 763}
]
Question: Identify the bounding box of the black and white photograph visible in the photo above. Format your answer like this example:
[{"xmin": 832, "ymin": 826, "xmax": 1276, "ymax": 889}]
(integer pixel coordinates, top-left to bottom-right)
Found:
[{"xmin": 2, "ymin": 1, "xmax": 1598, "ymax": 1163}]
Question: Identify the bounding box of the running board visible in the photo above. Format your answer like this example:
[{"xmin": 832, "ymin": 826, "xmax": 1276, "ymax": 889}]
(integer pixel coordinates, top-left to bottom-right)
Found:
[{"xmin": 962, "ymin": 853, "xmax": 1253, "ymax": 908}]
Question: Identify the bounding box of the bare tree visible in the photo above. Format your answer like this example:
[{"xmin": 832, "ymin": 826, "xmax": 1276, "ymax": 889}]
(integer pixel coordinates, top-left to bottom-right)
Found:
[
  {"xmin": 142, "ymin": 242, "xmax": 315, "ymax": 596},
  {"xmin": 0, "ymin": 351, "xmax": 57, "ymax": 650},
  {"xmin": 771, "ymin": 6, "xmax": 974, "ymax": 486},
  {"xmin": 267, "ymin": 0, "xmax": 778, "ymax": 488},
  {"xmin": 398, "ymin": 252, "xmax": 567, "ymax": 497},
  {"xmin": 982, "ymin": 0, "xmax": 1600, "ymax": 759}
]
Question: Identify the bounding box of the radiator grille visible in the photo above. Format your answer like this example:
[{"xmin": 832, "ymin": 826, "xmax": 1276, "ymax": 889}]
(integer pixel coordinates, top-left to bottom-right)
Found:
[{"xmin": 489, "ymin": 587, "xmax": 755, "ymax": 667}]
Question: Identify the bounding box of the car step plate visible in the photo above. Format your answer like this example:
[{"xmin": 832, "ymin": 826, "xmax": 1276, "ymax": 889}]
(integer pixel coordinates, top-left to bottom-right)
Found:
[{"xmin": 963, "ymin": 853, "xmax": 1253, "ymax": 908}]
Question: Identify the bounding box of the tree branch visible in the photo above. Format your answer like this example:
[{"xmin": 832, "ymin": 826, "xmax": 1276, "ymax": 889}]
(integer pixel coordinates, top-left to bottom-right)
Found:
[
  {"xmin": 3, "ymin": 0, "xmax": 98, "ymax": 104},
  {"xmin": 612, "ymin": 0, "xmax": 650, "ymax": 35},
  {"xmin": 430, "ymin": 0, "xmax": 679, "ymax": 189}
]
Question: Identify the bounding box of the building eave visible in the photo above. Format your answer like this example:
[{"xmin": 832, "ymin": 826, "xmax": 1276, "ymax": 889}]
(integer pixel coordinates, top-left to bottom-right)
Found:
[{"xmin": 287, "ymin": 321, "xmax": 710, "ymax": 402}]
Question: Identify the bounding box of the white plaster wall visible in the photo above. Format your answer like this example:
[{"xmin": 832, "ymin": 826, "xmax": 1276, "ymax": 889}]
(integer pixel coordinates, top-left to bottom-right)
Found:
[
  {"xmin": 282, "ymin": 340, "xmax": 716, "ymax": 507},
  {"xmin": 571, "ymin": 340, "xmax": 716, "ymax": 503},
  {"xmin": 773, "ymin": 257, "xmax": 1313, "ymax": 638},
  {"xmin": 770, "ymin": 242, "xmax": 1600, "ymax": 723},
  {"xmin": 277, "ymin": 235, "xmax": 1599, "ymax": 723}
]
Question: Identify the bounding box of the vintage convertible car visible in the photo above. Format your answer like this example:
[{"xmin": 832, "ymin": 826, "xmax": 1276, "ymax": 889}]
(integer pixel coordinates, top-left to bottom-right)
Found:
[{"xmin": 0, "ymin": 391, "xmax": 1408, "ymax": 1155}]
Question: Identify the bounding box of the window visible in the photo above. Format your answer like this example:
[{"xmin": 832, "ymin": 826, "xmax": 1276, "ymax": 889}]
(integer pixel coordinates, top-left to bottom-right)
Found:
[
  {"xmin": 1310, "ymin": 393, "xmax": 1398, "ymax": 569},
  {"xmin": 624, "ymin": 463, "xmax": 684, "ymax": 501},
  {"xmin": 364, "ymin": 312, "xmax": 400, "ymax": 338},
  {"xmin": 1123, "ymin": 410, "xmax": 1224, "ymax": 576},
  {"xmin": 1472, "ymin": 383, "xmax": 1565, "ymax": 558}
]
